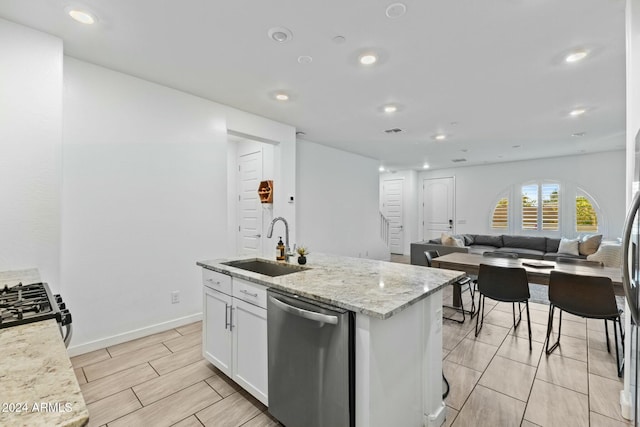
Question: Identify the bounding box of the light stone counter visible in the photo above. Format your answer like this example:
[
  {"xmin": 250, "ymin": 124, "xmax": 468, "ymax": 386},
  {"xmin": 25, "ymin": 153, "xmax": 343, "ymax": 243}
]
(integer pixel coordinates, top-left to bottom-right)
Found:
[
  {"xmin": 0, "ymin": 269, "xmax": 89, "ymax": 427},
  {"xmin": 197, "ymin": 253, "xmax": 465, "ymax": 319}
]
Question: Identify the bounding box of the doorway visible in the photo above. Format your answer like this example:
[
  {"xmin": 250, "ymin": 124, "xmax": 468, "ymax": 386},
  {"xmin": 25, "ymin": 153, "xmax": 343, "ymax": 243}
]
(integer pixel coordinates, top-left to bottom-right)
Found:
[
  {"xmin": 422, "ymin": 177, "xmax": 455, "ymax": 240},
  {"xmin": 382, "ymin": 178, "xmax": 404, "ymax": 254}
]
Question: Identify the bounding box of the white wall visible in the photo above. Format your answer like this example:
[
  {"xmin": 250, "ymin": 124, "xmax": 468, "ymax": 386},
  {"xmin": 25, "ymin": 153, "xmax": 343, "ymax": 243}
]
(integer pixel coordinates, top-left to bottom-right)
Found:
[
  {"xmin": 379, "ymin": 171, "xmax": 419, "ymax": 255},
  {"xmin": 418, "ymin": 150, "xmax": 625, "ymax": 240},
  {"xmin": 0, "ymin": 19, "xmax": 62, "ymax": 288},
  {"xmin": 61, "ymin": 58, "xmax": 228, "ymax": 353},
  {"xmin": 297, "ymin": 140, "xmax": 388, "ymax": 260}
]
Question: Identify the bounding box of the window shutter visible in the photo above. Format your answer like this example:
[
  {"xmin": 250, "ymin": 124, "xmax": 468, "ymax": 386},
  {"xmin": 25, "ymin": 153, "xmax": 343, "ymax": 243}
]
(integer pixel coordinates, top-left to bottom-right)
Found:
[
  {"xmin": 521, "ymin": 184, "xmax": 538, "ymax": 230},
  {"xmin": 541, "ymin": 184, "xmax": 559, "ymax": 231},
  {"xmin": 491, "ymin": 197, "xmax": 509, "ymax": 229}
]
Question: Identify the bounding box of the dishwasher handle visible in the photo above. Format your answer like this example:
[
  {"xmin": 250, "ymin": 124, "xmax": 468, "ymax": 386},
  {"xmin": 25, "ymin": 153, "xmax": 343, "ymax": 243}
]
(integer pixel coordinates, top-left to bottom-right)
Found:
[{"xmin": 269, "ymin": 296, "xmax": 339, "ymax": 325}]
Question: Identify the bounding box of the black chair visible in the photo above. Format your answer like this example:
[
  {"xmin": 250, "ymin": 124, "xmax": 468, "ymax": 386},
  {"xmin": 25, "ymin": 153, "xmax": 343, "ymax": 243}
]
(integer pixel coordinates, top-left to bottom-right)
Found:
[
  {"xmin": 545, "ymin": 270, "xmax": 624, "ymax": 377},
  {"xmin": 556, "ymin": 257, "xmax": 604, "ymax": 267},
  {"xmin": 475, "ymin": 264, "xmax": 532, "ymax": 350},
  {"xmin": 424, "ymin": 251, "xmax": 475, "ymax": 323}
]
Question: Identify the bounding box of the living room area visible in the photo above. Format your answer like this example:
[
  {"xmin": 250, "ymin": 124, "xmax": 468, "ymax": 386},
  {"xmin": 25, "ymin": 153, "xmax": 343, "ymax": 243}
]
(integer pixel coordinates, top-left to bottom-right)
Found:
[{"xmin": 381, "ymin": 148, "xmax": 629, "ymax": 425}]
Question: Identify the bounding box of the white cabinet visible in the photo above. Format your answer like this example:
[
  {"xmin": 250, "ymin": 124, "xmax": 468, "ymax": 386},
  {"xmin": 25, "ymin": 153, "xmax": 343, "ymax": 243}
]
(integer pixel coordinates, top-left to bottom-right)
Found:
[
  {"xmin": 203, "ymin": 286, "xmax": 232, "ymax": 377},
  {"xmin": 202, "ymin": 271, "xmax": 268, "ymax": 405}
]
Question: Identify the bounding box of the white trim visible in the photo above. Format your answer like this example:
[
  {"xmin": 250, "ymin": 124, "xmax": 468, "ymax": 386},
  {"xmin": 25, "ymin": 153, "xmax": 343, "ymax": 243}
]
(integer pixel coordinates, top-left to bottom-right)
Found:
[
  {"xmin": 66, "ymin": 312, "xmax": 202, "ymax": 357},
  {"xmin": 620, "ymin": 389, "xmax": 633, "ymax": 420}
]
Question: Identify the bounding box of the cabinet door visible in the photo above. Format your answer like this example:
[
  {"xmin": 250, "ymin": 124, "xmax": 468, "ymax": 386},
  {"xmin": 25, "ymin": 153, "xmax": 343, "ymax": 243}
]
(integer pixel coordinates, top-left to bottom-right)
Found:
[
  {"xmin": 232, "ymin": 298, "xmax": 268, "ymax": 405},
  {"xmin": 203, "ymin": 287, "xmax": 233, "ymax": 377}
]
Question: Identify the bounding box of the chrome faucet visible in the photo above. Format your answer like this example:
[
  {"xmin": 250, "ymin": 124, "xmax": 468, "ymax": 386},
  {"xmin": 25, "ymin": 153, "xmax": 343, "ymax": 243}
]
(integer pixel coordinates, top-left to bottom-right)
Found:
[{"xmin": 267, "ymin": 217, "xmax": 291, "ymax": 261}]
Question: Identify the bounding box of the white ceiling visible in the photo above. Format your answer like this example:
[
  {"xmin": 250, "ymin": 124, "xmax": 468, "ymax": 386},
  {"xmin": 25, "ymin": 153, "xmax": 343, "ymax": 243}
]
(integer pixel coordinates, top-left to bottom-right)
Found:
[{"xmin": 0, "ymin": 0, "xmax": 627, "ymax": 171}]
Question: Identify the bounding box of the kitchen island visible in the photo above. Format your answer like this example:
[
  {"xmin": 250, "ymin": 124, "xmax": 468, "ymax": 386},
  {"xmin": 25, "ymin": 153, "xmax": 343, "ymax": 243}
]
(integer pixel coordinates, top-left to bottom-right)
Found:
[
  {"xmin": 0, "ymin": 269, "xmax": 88, "ymax": 427},
  {"xmin": 197, "ymin": 253, "xmax": 464, "ymax": 427}
]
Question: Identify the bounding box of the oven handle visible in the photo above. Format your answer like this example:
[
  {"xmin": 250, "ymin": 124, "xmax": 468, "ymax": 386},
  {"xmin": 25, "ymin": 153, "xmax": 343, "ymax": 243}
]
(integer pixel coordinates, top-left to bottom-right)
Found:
[{"xmin": 269, "ymin": 296, "xmax": 338, "ymax": 325}]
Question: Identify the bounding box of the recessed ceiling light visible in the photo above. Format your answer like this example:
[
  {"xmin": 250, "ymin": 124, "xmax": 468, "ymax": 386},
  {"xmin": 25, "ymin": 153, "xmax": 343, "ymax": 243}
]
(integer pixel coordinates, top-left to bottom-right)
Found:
[
  {"xmin": 572, "ymin": 132, "xmax": 586, "ymax": 137},
  {"xmin": 383, "ymin": 105, "xmax": 397, "ymax": 113},
  {"xmin": 565, "ymin": 50, "xmax": 589, "ymax": 63},
  {"xmin": 67, "ymin": 9, "xmax": 96, "ymax": 24},
  {"xmin": 569, "ymin": 108, "xmax": 586, "ymax": 117},
  {"xmin": 359, "ymin": 53, "xmax": 378, "ymax": 65},
  {"xmin": 423, "ymin": 163, "xmax": 430, "ymax": 169},
  {"xmin": 385, "ymin": 3, "xmax": 407, "ymax": 18},
  {"xmin": 433, "ymin": 134, "xmax": 447, "ymax": 141},
  {"xmin": 379, "ymin": 166, "xmax": 385, "ymax": 172},
  {"xmin": 268, "ymin": 27, "xmax": 293, "ymax": 43},
  {"xmin": 275, "ymin": 93, "xmax": 289, "ymax": 101}
]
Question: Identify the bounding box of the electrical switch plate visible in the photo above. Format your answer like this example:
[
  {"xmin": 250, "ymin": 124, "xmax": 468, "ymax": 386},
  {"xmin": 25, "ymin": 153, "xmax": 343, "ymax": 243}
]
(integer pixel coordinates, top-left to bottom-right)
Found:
[{"xmin": 171, "ymin": 291, "xmax": 180, "ymax": 304}]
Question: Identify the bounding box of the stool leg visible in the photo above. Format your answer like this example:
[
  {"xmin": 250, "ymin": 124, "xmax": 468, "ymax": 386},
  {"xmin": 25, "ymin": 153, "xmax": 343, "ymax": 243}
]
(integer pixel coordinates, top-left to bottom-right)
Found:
[{"xmin": 604, "ymin": 319, "xmax": 611, "ymax": 353}]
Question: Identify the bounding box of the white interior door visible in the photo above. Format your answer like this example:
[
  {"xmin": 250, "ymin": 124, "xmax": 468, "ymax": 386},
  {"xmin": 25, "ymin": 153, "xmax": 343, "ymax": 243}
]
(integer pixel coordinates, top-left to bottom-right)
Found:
[
  {"xmin": 383, "ymin": 179, "xmax": 404, "ymax": 254},
  {"xmin": 237, "ymin": 149, "xmax": 263, "ymax": 255},
  {"xmin": 423, "ymin": 177, "xmax": 454, "ymax": 240}
]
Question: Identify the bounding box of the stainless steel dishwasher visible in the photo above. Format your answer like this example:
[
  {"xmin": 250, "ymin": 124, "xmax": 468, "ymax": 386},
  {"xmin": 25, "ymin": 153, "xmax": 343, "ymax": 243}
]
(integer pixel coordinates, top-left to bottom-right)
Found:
[{"xmin": 267, "ymin": 288, "xmax": 354, "ymax": 427}]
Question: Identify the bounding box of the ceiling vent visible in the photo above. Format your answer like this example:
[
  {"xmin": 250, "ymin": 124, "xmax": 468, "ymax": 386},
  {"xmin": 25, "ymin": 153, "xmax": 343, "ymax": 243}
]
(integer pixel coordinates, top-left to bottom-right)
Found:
[
  {"xmin": 384, "ymin": 128, "xmax": 404, "ymax": 134},
  {"xmin": 451, "ymin": 158, "xmax": 467, "ymax": 163}
]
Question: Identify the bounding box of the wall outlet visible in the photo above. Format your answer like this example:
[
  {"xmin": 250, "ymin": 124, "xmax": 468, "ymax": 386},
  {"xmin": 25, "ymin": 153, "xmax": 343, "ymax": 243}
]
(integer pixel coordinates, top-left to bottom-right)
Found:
[{"xmin": 171, "ymin": 291, "xmax": 180, "ymax": 304}]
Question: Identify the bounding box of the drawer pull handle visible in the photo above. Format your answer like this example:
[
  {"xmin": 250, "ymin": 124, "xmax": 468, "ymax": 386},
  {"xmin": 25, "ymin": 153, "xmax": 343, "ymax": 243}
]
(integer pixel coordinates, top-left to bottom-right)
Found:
[
  {"xmin": 240, "ymin": 289, "xmax": 259, "ymax": 298},
  {"xmin": 207, "ymin": 278, "xmax": 221, "ymax": 285}
]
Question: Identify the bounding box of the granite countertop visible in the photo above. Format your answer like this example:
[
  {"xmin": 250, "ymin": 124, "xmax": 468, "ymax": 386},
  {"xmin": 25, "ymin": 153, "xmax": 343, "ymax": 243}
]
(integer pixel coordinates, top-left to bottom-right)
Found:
[
  {"xmin": 0, "ymin": 269, "xmax": 89, "ymax": 427},
  {"xmin": 197, "ymin": 253, "xmax": 465, "ymax": 319}
]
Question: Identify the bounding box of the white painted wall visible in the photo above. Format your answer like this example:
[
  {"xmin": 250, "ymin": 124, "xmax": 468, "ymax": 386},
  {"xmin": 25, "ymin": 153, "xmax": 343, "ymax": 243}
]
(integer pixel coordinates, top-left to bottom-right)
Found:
[
  {"xmin": 379, "ymin": 171, "xmax": 419, "ymax": 255},
  {"xmin": 61, "ymin": 58, "xmax": 228, "ymax": 353},
  {"xmin": 297, "ymin": 140, "xmax": 389, "ymax": 260},
  {"xmin": 0, "ymin": 19, "xmax": 62, "ymax": 289},
  {"xmin": 418, "ymin": 150, "xmax": 625, "ymax": 240}
]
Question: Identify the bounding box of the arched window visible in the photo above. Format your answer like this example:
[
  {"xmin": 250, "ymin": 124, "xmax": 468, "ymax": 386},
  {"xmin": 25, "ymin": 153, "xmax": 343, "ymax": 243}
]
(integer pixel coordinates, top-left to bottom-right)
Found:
[
  {"xmin": 491, "ymin": 197, "xmax": 509, "ymax": 229},
  {"xmin": 576, "ymin": 191, "xmax": 599, "ymax": 232}
]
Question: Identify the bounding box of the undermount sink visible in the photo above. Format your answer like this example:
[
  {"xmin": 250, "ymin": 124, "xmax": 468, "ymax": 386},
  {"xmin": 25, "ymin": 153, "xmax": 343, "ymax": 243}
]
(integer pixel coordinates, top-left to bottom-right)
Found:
[{"xmin": 222, "ymin": 259, "xmax": 310, "ymax": 277}]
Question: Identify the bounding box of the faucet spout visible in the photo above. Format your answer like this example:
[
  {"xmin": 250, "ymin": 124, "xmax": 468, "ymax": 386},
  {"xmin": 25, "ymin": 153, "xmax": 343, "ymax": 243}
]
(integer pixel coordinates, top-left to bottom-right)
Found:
[{"xmin": 267, "ymin": 217, "xmax": 290, "ymax": 260}]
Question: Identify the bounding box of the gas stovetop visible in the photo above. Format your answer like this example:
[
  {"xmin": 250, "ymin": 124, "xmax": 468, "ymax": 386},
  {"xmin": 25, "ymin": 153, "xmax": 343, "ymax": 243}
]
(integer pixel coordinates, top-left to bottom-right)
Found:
[{"xmin": 0, "ymin": 282, "xmax": 61, "ymax": 329}]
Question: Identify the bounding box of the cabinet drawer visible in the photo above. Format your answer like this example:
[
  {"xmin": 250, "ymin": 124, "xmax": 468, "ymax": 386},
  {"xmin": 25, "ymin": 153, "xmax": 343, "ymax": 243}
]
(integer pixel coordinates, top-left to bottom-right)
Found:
[
  {"xmin": 203, "ymin": 269, "xmax": 232, "ymax": 295},
  {"xmin": 233, "ymin": 278, "xmax": 267, "ymax": 309}
]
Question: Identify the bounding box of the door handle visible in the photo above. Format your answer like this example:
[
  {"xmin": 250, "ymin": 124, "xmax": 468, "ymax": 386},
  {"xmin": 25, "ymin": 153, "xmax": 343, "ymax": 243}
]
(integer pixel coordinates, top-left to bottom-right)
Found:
[
  {"xmin": 622, "ymin": 190, "xmax": 640, "ymax": 324},
  {"xmin": 269, "ymin": 296, "xmax": 338, "ymax": 325},
  {"xmin": 248, "ymin": 234, "xmax": 262, "ymax": 238},
  {"xmin": 224, "ymin": 303, "xmax": 230, "ymax": 330},
  {"xmin": 399, "ymin": 225, "xmax": 403, "ymax": 230},
  {"xmin": 448, "ymin": 219, "xmax": 453, "ymax": 229}
]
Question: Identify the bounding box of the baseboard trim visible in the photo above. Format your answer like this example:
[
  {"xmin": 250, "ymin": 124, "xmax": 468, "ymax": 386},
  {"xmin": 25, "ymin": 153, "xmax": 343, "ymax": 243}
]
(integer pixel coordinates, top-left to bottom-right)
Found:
[{"xmin": 66, "ymin": 312, "xmax": 203, "ymax": 357}]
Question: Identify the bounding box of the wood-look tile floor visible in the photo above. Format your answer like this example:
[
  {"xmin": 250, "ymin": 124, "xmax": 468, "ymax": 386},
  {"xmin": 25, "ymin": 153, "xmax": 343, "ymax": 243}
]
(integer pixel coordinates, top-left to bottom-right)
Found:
[
  {"xmin": 70, "ymin": 264, "xmax": 630, "ymax": 426},
  {"xmin": 71, "ymin": 322, "xmax": 280, "ymax": 427}
]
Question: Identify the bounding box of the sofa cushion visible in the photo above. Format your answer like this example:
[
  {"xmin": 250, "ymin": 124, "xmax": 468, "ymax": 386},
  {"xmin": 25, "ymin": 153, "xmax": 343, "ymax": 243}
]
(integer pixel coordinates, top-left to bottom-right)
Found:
[
  {"xmin": 546, "ymin": 238, "xmax": 561, "ymax": 253},
  {"xmin": 495, "ymin": 247, "xmax": 545, "ymax": 259},
  {"xmin": 461, "ymin": 234, "xmax": 475, "ymax": 245},
  {"xmin": 579, "ymin": 234, "xmax": 602, "ymax": 256},
  {"xmin": 473, "ymin": 235, "xmax": 503, "ymax": 247},
  {"xmin": 557, "ymin": 238, "xmax": 580, "ymax": 256},
  {"xmin": 502, "ymin": 235, "xmax": 547, "ymax": 252}
]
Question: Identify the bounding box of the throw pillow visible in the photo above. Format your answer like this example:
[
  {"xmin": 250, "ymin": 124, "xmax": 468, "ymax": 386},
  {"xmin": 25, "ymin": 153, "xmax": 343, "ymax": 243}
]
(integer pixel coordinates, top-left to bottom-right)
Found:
[
  {"xmin": 579, "ymin": 234, "xmax": 602, "ymax": 256},
  {"xmin": 557, "ymin": 238, "xmax": 579, "ymax": 256},
  {"xmin": 587, "ymin": 244, "xmax": 622, "ymax": 268},
  {"xmin": 441, "ymin": 232, "xmax": 464, "ymax": 247}
]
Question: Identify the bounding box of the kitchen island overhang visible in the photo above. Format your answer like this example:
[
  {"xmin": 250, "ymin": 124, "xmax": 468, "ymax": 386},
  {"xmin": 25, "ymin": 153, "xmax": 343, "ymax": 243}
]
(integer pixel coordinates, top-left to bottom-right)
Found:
[{"xmin": 197, "ymin": 253, "xmax": 465, "ymax": 427}]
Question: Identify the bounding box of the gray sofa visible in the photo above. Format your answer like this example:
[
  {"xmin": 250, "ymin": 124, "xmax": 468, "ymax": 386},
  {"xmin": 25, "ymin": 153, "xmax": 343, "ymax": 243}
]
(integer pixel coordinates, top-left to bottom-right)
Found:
[{"xmin": 410, "ymin": 234, "xmax": 587, "ymax": 267}]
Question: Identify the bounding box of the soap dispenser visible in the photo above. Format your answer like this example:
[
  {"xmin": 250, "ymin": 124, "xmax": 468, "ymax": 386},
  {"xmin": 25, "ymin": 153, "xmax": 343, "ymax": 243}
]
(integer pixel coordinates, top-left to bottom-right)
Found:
[{"xmin": 276, "ymin": 237, "xmax": 285, "ymax": 261}]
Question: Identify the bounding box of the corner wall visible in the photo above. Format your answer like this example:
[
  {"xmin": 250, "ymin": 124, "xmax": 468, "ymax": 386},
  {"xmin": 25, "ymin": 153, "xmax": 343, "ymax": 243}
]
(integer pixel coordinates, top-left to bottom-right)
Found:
[
  {"xmin": 0, "ymin": 18, "xmax": 62, "ymax": 288},
  {"xmin": 297, "ymin": 140, "xmax": 388, "ymax": 260}
]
